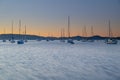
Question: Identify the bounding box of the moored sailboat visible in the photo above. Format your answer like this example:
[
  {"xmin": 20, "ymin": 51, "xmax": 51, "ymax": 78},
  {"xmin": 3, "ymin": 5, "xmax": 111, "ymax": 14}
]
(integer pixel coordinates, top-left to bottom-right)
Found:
[
  {"xmin": 81, "ymin": 26, "xmax": 87, "ymax": 42},
  {"xmin": 67, "ymin": 16, "xmax": 74, "ymax": 44},
  {"xmin": 88, "ymin": 26, "xmax": 94, "ymax": 42},
  {"xmin": 17, "ymin": 20, "xmax": 24, "ymax": 44},
  {"xmin": 10, "ymin": 20, "xmax": 15, "ymax": 43},
  {"xmin": 105, "ymin": 20, "xmax": 117, "ymax": 44},
  {"xmin": 24, "ymin": 25, "xmax": 28, "ymax": 42}
]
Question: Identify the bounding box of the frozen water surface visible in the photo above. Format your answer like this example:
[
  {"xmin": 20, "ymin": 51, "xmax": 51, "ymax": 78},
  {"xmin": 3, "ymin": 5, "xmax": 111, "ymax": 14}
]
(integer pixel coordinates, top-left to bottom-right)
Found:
[{"xmin": 0, "ymin": 40, "xmax": 120, "ymax": 80}]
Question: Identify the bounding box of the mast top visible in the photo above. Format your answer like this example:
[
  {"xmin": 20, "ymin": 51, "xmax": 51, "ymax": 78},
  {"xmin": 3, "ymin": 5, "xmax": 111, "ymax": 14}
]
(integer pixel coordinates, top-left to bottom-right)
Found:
[{"xmin": 68, "ymin": 16, "xmax": 70, "ymax": 38}]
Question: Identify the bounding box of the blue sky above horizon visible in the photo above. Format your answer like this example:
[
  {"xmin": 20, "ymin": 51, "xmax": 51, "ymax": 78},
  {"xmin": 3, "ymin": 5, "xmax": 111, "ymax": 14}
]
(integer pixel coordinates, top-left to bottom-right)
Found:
[{"xmin": 0, "ymin": 0, "xmax": 120, "ymax": 37}]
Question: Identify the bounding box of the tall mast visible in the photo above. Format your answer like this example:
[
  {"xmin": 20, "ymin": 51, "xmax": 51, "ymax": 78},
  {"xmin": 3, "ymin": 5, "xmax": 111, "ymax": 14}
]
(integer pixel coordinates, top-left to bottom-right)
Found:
[
  {"xmin": 19, "ymin": 20, "xmax": 21, "ymax": 35},
  {"xmin": 108, "ymin": 20, "xmax": 111, "ymax": 38},
  {"xmin": 12, "ymin": 20, "xmax": 13, "ymax": 35},
  {"xmin": 68, "ymin": 16, "xmax": 70, "ymax": 38},
  {"xmin": 24, "ymin": 25, "xmax": 27, "ymax": 41},
  {"xmin": 19, "ymin": 20, "xmax": 21, "ymax": 39},
  {"xmin": 25, "ymin": 25, "xmax": 26, "ymax": 35},
  {"xmin": 63, "ymin": 28, "xmax": 65, "ymax": 38},
  {"xmin": 11, "ymin": 20, "xmax": 14, "ymax": 39},
  {"xmin": 82, "ymin": 27, "xmax": 84, "ymax": 37}
]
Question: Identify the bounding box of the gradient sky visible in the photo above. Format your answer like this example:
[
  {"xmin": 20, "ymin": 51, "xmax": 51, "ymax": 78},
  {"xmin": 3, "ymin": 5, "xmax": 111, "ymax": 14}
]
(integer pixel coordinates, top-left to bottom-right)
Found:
[{"xmin": 0, "ymin": 0, "xmax": 120, "ymax": 37}]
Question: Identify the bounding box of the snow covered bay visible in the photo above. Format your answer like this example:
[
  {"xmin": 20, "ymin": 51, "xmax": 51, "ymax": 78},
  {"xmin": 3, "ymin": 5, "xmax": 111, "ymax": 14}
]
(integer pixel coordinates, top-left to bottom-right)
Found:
[{"xmin": 0, "ymin": 40, "xmax": 120, "ymax": 80}]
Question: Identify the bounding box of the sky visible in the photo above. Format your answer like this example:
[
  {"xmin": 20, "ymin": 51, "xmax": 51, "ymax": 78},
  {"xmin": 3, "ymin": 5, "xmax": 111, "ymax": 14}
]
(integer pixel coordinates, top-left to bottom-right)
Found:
[{"xmin": 0, "ymin": 0, "xmax": 120, "ymax": 37}]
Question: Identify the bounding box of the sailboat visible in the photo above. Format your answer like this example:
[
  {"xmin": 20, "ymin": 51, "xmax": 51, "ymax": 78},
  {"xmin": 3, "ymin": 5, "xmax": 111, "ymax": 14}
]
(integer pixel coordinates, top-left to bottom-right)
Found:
[
  {"xmin": 3, "ymin": 28, "xmax": 6, "ymax": 42},
  {"xmin": 105, "ymin": 20, "xmax": 117, "ymax": 44},
  {"xmin": 17, "ymin": 20, "xmax": 24, "ymax": 44},
  {"xmin": 24, "ymin": 25, "xmax": 28, "ymax": 42},
  {"xmin": 88, "ymin": 26, "xmax": 94, "ymax": 42},
  {"xmin": 10, "ymin": 21, "xmax": 15, "ymax": 43},
  {"xmin": 81, "ymin": 26, "xmax": 87, "ymax": 42},
  {"xmin": 67, "ymin": 16, "xmax": 74, "ymax": 44}
]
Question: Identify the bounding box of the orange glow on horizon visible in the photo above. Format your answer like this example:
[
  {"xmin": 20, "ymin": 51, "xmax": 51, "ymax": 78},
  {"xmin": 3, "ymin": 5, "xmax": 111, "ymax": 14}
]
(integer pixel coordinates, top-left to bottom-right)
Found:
[
  {"xmin": 0, "ymin": 28, "xmax": 119, "ymax": 37},
  {"xmin": 0, "ymin": 24, "xmax": 120, "ymax": 37}
]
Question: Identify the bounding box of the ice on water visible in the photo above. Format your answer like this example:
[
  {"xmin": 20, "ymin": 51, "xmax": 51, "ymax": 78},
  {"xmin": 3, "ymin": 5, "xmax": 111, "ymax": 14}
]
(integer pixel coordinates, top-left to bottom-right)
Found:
[{"xmin": 0, "ymin": 40, "xmax": 120, "ymax": 80}]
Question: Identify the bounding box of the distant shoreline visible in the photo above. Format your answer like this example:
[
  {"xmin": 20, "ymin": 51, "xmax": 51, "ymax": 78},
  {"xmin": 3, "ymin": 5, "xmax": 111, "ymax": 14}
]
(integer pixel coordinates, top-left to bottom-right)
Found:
[{"xmin": 0, "ymin": 34, "xmax": 120, "ymax": 40}]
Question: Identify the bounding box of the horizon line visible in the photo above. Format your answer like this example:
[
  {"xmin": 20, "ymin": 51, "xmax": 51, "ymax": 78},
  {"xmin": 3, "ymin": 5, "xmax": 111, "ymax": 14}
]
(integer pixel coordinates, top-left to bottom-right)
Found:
[{"xmin": 0, "ymin": 33, "xmax": 120, "ymax": 38}]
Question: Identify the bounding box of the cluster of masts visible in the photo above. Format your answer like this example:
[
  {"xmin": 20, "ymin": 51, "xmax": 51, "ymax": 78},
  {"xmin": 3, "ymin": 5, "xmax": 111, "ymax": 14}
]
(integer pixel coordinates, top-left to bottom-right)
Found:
[
  {"xmin": 62, "ymin": 16, "xmax": 118, "ymax": 44},
  {"xmin": 2, "ymin": 20, "xmax": 27, "ymax": 44},
  {"xmin": 1, "ymin": 17, "xmax": 118, "ymax": 44}
]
